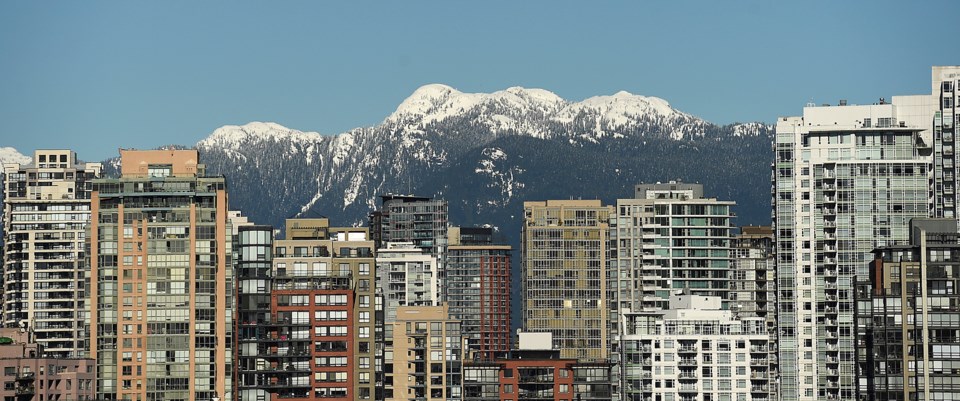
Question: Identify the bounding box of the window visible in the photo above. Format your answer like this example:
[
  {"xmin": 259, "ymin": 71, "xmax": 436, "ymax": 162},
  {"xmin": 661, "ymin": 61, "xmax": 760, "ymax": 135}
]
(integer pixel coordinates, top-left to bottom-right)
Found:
[
  {"xmin": 147, "ymin": 165, "xmax": 172, "ymax": 178},
  {"xmin": 359, "ymin": 263, "xmax": 370, "ymax": 275},
  {"xmin": 315, "ymin": 294, "xmax": 347, "ymax": 306}
]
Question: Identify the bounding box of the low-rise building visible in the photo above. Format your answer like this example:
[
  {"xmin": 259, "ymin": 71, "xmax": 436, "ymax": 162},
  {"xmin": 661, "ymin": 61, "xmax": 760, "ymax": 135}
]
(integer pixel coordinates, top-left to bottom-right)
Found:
[
  {"xmin": 619, "ymin": 295, "xmax": 771, "ymax": 401},
  {"xmin": 0, "ymin": 328, "xmax": 96, "ymax": 401},
  {"xmin": 463, "ymin": 332, "xmax": 613, "ymax": 401}
]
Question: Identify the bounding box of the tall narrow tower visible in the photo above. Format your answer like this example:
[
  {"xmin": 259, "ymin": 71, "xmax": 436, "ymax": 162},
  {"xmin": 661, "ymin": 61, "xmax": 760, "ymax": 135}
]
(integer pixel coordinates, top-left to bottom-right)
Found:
[
  {"xmin": 773, "ymin": 103, "xmax": 932, "ymax": 401},
  {"xmin": 88, "ymin": 149, "xmax": 233, "ymax": 401}
]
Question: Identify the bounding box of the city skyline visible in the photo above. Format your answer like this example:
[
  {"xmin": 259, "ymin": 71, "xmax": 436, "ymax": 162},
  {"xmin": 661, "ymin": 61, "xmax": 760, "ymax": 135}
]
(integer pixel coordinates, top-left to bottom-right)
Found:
[{"xmin": 1, "ymin": 1, "xmax": 956, "ymax": 160}]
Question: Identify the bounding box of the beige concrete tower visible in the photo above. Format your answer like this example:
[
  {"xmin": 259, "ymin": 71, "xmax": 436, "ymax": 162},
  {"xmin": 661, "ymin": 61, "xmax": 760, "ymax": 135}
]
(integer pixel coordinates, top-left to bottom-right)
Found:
[{"xmin": 2, "ymin": 150, "xmax": 101, "ymax": 358}]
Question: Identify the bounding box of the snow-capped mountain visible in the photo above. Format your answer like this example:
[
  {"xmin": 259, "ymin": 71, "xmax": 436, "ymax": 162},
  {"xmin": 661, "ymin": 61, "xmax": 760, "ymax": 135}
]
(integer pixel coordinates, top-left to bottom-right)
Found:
[
  {"xmin": 0, "ymin": 147, "xmax": 30, "ymax": 165},
  {"xmin": 182, "ymin": 84, "xmax": 772, "ymax": 232}
]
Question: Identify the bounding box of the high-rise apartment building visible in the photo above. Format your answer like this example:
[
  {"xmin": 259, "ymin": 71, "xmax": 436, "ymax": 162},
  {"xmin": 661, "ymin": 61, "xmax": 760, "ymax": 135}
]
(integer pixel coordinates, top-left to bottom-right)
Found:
[
  {"xmin": 446, "ymin": 226, "xmax": 511, "ymax": 361},
  {"xmin": 732, "ymin": 226, "xmax": 776, "ymax": 328},
  {"xmin": 376, "ymin": 242, "xmax": 438, "ymax": 322},
  {"xmin": 521, "ymin": 200, "xmax": 612, "ymax": 361},
  {"xmin": 370, "ymin": 194, "xmax": 448, "ymax": 300},
  {"xmin": 773, "ymin": 102, "xmax": 933, "ymax": 400},
  {"xmin": 613, "ymin": 182, "xmax": 735, "ymax": 312},
  {"xmin": 732, "ymin": 226, "xmax": 778, "ymax": 401},
  {"xmin": 856, "ymin": 218, "xmax": 960, "ymax": 401},
  {"xmin": 87, "ymin": 149, "xmax": 233, "ymax": 401},
  {"xmin": 388, "ymin": 305, "xmax": 463, "ymax": 401},
  {"xmin": 932, "ymin": 66, "xmax": 960, "ymax": 220},
  {"xmin": 236, "ymin": 218, "xmax": 379, "ymax": 401},
  {"xmin": 2, "ymin": 150, "xmax": 101, "ymax": 358},
  {"xmin": 233, "ymin": 223, "xmax": 273, "ymax": 401},
  {"xmin": 619, "ymin": 295, "xmax": 771, "ymax": 401}
]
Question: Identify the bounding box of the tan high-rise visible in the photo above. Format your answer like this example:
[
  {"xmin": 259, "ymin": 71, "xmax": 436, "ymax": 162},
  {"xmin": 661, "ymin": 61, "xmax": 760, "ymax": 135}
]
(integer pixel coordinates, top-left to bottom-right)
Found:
[
  {"xmin": 388, "ymin": 305, "xmax": 463, "ymax": 401},
  {"xmin": 521, "ymin": 200, "xmax": 612, "ymax": 361},
  {"xmin": 87, "ymin": 150, "xmax": 232, "ymax": 401}
]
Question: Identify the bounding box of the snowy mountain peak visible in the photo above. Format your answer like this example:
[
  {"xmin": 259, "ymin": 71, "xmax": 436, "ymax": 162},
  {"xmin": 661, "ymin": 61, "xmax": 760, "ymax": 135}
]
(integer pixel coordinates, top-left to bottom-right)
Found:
[
  {"xmin": 576, "ymin": 92, "xmax": 676, "ymax": 117},
  {"xmin": 198, "ymin": 121, "xmax": 324, "ymax": 149},
  {"xmin": 387, "ymin": 84, "xmax": 460, "ymax": 122},
  {"xmin": 0, "ymin": 147, "xmax": 30, "ymax": 165}
]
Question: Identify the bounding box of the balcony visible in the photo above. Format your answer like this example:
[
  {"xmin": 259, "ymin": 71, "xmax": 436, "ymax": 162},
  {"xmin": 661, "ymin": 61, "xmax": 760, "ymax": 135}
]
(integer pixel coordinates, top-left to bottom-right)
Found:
[
  {"xmin": 15, "ymin": 386, "xmax": 35, "ymax": 395},
  {"xmin": 16, "ymin": 372, "xmax": 34, "ymax": 381},
  {"xmin": 677, "ymin": 345, "xmax": 697, "ymax": 353},
  {"xmin": 677, "ymin": 371, "xmax": 697, "ymax": 380}
]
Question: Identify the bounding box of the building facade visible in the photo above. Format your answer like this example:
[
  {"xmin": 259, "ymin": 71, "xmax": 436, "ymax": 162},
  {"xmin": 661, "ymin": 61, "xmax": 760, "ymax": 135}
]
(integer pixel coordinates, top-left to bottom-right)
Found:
[
  {"xmin": 773, "ymin": 102, "xmax": 933, "ymax": 400},
  {"xmin": 446, "ymin": 227, "xmax": 511, "ymax": 361},
  {"xmin": 388, "ymin": 305, "xmax": 463, "ymax": 401},
  {"xmin": 731, "ymin": 226, "xmax": 778, "ymax": 401},
  {"xmin": 369, "ymin": 194, "xmax": 448, "ymax": 300},
  {"xmin": 619, "ymin": 295, "xmax": 771, "ymax": 401},
  {"xmin": 376, "ymin": 242, "xmax": 438, "ymax": 322},
  {"xmin": 0, "ymin": 328, "xmax": 96, "ymax": 401},
  {"xmin": 463, "ymin": 332, "xmax": 612, "ymax": 401},
  {"xmin": 2, "ymin": 150, "xmax": 101, "ymax": 358},
  {"xmin": 521, "ymin": 200, "xmax": 612, "ymax": 361},
  {"xmin": 236, "ymin": 218, "xmax": 379, "ymax": 401},
  {"xmin": 613, "ymin": 182, "xmax": 736, "ymax": 313},
  {"xmin": 932, "ymin": 66, "xmax": 960, "ymax": 220},
  {"xmin": 87, "ymin": 149, "xmax": 232, "ymax": 401},
  {"xmin": 856, "ymin": 218, "xmax": 960, "ymax": 401}
]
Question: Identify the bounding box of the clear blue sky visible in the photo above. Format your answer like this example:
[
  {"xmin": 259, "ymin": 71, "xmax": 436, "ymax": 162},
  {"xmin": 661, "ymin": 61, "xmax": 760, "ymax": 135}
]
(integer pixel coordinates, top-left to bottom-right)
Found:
[{"xmin": 1, "ymin": 1, "xmax": 955, "ymax": 161}]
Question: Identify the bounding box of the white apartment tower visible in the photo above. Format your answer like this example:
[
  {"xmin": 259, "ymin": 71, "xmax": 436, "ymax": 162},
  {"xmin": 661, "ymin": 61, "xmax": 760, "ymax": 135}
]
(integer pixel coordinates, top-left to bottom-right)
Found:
[
  {"xmin": 614, "ymin": 182, "xmax": 735, "ymax": 313},
  {"xmin": 931, "ymin": 66, "xmax": 960, "ymax": 220},
  {"xmin": 376, "ymin": 241, "xmax": 439, "ymax": 322},
  {"xmin": 773, "ymin": 102, "xmax": 933, "ymax": 401},
  {"xmin": 619, "ymin": 295, "xmax": 771, "ymax": 401},
  {"xmin": 2, "ymin": 150, "xmax": 101, "ymax": 358}
]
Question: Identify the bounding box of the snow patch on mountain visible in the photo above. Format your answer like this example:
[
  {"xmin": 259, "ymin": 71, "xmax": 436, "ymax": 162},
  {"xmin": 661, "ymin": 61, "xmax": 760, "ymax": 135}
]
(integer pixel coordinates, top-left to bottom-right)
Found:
[
  {"xmin": 474, "ymin": 147, "xmax": 524, "ymax": 206},
  {"xmin": 730, "ymin": 122, "xmax": 768, "ymax": 137},
  {"xmin": 0, "ymin": 147, "xmax": 30, "ymax": 164}
]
